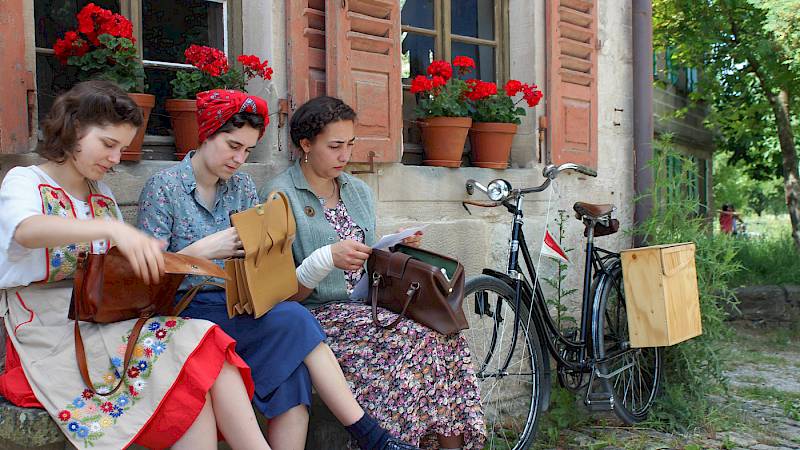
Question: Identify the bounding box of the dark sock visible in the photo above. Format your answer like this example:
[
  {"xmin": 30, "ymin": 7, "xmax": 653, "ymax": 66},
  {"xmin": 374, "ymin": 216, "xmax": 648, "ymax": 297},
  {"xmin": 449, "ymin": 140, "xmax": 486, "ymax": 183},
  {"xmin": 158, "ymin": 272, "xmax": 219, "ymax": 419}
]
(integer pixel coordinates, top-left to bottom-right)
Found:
[{"xmin": 345, "ymin": 412, "xmax": 391, "ymax": 450}]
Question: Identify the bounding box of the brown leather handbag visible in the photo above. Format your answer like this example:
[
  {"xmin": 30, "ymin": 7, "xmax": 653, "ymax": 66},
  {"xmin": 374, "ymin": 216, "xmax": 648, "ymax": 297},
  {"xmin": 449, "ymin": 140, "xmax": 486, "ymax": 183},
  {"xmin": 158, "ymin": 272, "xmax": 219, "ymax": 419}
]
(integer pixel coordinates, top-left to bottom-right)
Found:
[
  {"xmin": 70, "ymin": 246, "xmax": 227, "ymax": 396},
  {"xmin": 366, "ymin": 244, "xmax": 468, "ymax": 335},
  {"xmin": 225, "ymin": 191, "xmax": 298, "ymax": 319}
]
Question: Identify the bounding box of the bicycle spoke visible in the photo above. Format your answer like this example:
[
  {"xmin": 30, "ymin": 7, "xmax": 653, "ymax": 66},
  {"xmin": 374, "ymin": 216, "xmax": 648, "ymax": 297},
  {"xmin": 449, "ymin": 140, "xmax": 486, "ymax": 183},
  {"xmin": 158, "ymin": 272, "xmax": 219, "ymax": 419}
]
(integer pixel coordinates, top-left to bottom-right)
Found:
[{"xmin": 462, "ymin": 276, "xmax": 541, "ymax": 449}]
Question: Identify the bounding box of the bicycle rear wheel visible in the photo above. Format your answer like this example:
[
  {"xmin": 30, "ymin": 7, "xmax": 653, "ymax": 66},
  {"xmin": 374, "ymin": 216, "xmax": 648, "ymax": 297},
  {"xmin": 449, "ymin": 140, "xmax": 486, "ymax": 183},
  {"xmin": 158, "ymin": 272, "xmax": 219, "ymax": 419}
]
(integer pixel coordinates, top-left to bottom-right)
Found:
[
  {"xmin": 592, "ymin": 263, "xmax": 662, "ymax": 424},
  {"xmin": 462, "ymin": 275, "xmax": 545, "ymax": 449}
]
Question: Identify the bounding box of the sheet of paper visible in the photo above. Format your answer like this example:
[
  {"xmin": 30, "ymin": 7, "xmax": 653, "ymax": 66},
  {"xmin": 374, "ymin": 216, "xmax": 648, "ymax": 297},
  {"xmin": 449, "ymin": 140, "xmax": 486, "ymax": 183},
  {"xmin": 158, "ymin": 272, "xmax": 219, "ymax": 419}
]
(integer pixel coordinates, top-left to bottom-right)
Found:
[{"xmin": 348, "ymin": 225, "xmax": 428, "ymax": 300}]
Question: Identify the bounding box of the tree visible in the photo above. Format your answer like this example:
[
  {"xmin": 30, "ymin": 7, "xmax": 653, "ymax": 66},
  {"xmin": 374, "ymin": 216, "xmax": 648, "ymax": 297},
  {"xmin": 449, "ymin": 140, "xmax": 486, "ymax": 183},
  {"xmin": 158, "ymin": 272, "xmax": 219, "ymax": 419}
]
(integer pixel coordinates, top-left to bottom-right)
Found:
[{"xmin": 654, "ymin": 0, "xmax": 800, "ymax": 250}]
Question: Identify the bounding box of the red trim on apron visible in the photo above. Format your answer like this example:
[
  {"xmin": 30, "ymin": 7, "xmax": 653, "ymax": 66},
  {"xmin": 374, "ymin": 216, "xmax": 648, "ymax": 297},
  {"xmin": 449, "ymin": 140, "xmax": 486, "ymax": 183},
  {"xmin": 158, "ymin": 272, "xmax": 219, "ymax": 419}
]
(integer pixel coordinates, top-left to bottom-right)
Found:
[{"xmin": 12, "ymin": 292, "xmax": 34, "ymax": 336}]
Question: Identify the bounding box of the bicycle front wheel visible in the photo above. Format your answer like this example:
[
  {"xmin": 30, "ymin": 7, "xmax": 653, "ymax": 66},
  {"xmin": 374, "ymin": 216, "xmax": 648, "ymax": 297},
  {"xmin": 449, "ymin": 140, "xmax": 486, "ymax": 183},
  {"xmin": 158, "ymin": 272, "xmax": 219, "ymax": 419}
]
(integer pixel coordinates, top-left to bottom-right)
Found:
[
  {"xmin": 592, "ymin": 263, "xmax": 662, "ymax": 424},
  {"xmin": 462, "ymin": 275, "xmax": 545, "ymax": 450}
]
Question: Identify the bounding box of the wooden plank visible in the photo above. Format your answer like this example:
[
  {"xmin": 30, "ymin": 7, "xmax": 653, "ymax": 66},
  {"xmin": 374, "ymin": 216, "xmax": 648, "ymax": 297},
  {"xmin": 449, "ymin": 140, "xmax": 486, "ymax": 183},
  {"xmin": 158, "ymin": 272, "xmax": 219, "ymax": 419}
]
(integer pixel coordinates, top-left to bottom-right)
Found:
[
  {"xmin": 0, "ymin": 0, "xmax": 35, "ymax": 154},
  {"xmin": 621, "ymin": 243, "xmax": 702, "ymax": 347}
]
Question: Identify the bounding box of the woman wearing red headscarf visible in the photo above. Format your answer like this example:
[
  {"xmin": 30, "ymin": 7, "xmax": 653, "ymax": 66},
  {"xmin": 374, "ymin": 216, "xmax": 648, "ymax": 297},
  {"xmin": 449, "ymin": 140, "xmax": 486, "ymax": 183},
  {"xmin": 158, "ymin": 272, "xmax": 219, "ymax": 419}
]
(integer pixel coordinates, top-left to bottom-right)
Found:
[{"xmin": 137, "ymin": 90, "xmax": 417, "ymax": 450}]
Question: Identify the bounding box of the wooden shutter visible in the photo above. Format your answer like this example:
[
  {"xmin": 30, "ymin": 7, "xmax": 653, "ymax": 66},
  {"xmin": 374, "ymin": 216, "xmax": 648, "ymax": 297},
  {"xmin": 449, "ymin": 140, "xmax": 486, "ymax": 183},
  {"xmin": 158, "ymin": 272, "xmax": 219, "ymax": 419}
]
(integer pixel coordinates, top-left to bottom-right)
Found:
[
  {"xmin": 0, "ymin": 0, "xmax": 35, "ymax": 154},
  {"xmin": 326, "ymin": 0, "xmax": 402, "ymax": 163},
  {"xmin": 286, "ymin": 0, "xmax": 328, "ymax": 112},
  {"xmin": 545, "ymin": 0, "xmax": 598, "ymax": 169}
]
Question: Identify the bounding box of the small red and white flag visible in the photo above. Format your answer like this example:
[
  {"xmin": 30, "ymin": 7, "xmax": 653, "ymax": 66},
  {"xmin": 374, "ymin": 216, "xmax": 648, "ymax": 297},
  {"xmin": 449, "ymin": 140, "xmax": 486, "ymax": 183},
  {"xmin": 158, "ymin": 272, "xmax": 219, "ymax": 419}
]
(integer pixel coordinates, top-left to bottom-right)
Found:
[{"xmin": 541, "ymin": 230, "xmax": 570, "ymax": 264}]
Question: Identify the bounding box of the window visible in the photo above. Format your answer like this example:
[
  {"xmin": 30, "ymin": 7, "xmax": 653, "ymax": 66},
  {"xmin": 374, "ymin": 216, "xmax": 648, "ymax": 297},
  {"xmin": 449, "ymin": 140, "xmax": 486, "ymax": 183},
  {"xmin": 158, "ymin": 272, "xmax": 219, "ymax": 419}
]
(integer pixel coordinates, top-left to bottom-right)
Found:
[
  {"xmin": 33, "ymin": 0, "xmax": 241, "ymax": 142},
  {"xmin": 399, "ymin": 0, "xmax": 508, "ymax": 161},
  {"xmin": 400, "ymin": 0, "xmax": 506, "ymax": 82}
]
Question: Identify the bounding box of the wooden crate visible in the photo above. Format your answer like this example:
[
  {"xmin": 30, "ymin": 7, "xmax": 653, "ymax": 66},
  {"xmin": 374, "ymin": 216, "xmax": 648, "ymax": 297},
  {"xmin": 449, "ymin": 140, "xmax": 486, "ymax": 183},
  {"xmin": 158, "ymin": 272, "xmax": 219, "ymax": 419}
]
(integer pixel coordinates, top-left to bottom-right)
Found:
[{"xmin": 620, "ymin": 242, "xmax": 702, "ymax": 347}]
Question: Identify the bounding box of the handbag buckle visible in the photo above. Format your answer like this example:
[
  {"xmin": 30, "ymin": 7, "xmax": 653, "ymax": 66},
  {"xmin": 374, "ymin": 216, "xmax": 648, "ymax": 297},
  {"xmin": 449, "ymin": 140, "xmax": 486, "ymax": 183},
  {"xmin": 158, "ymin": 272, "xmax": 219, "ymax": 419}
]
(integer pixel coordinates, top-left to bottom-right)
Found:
[
  {"xmin": 407, "ymin": 281, "xmax": 420, "ymax": 296},
  {"xmin": 372, "ymin": 272, "xmax": 382, "ymax": 287}
]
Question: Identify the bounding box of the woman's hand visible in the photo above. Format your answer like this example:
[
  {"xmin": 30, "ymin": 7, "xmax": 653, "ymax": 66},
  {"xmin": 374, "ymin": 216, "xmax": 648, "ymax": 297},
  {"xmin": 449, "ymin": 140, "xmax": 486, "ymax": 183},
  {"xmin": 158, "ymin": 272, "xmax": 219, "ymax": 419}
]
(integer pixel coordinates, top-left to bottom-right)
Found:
[
  {"xmin": 399, "ymin": 227, "xmax": 424, "ymax": 248},
  {"xmin": 107, "ymin": 222, "xmax": 166, "ymax": 285},
  {"xmin": 180, "ymin": 227, "xmax": 243, "ymax": 260},
  {"xmin": 331, "ymin": 239, "xmax": 372, "ymax": 271}
]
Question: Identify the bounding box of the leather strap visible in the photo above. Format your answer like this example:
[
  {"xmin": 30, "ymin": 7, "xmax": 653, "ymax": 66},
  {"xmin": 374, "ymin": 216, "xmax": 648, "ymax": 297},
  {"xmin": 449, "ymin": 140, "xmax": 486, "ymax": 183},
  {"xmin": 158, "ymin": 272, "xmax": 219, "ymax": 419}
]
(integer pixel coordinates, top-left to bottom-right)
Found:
[
  {"xmin": 264, "ymin": 191, "xmax": 295, "ymax": 257},
  {"xmin": 73, "ymin": 279, "xmax": 222, "ymax": 396},
  {"xmin": 172, "ymin": 279, "xmax": 225, "ymax": 316},
  {"xmin": 74, "ymin": 311, "xmax": 148, "ymax": 397},
  {"xmin": 370, "ymin": 274, "xmax": 420, "ymax": 330}
]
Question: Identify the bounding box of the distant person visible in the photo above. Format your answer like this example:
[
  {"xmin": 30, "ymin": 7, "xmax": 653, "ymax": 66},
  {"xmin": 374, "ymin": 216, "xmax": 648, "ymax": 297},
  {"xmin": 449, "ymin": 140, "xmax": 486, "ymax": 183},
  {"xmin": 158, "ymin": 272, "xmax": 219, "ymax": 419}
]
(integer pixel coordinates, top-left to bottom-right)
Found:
[{"xmin": 719, "ymin": 204, "xmax": 734, "ymax": 234}]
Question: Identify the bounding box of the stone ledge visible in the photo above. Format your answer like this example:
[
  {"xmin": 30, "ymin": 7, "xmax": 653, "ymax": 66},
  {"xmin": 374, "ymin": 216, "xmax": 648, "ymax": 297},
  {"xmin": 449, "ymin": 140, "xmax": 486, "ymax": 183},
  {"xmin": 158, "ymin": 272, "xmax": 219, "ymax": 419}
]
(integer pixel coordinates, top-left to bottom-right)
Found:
[
  {"xmin": 0, "ymin": 397, "xmax": 69, "ymax": 449},
  {"xmin": 728, "ymin": 284, "xmax": 800, "ymax": 322}
]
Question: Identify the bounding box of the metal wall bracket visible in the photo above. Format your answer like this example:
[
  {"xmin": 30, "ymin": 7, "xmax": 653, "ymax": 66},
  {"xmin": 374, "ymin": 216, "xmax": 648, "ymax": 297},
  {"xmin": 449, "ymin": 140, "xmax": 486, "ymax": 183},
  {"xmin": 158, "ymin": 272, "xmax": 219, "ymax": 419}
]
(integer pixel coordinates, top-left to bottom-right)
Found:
[{"xmin": 351, "ymin": 151, "xmax": 376, "ymax": 174}]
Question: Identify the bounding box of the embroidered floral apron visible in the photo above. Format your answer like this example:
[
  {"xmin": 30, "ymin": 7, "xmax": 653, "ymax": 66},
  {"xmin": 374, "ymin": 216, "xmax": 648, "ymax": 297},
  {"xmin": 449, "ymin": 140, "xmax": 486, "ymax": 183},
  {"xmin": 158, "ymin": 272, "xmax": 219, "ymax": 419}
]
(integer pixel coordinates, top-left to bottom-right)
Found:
[{"xmin": 0, "ymin": 182, "xmax": 216, "ymax": 449}]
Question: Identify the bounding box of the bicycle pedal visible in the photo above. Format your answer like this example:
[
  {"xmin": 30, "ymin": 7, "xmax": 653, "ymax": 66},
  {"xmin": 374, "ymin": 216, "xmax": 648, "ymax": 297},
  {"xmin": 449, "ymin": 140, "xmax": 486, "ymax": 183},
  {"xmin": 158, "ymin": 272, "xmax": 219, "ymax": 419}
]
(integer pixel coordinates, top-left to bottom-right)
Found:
[{"xmin": 584, "ymin": 392, "xmax": 615, "ymax": 411}]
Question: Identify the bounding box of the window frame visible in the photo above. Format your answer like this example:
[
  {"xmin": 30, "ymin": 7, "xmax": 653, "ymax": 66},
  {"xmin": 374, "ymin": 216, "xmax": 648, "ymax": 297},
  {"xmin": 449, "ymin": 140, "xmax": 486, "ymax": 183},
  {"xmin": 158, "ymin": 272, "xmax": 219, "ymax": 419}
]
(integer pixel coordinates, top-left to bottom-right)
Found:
[
  {"xmin": 400, "ymin": 0, "xmax": 509, "ymax": 84},
  {"xmin": 33, "ymin": 0, "xmax": 243, "ymax": 143},
  {"xmin": 399, "ymin": 0, "xmax": 509, "ymax": 159}
]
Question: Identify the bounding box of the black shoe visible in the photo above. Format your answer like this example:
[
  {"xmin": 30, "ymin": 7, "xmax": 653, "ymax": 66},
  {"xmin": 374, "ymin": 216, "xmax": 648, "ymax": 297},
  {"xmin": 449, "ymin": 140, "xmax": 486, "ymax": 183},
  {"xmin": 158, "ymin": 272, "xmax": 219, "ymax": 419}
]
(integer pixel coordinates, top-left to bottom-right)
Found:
[{"xmin": 379, "ymin": 437, "xmax": 420, "ymax": 450}]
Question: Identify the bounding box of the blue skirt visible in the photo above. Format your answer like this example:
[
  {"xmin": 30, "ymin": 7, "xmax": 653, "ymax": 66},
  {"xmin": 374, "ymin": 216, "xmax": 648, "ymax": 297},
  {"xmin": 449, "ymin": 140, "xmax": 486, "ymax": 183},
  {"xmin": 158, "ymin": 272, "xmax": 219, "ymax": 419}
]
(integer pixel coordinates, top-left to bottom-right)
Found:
[{"xmin": 178, "ymin": 291, "xmax": 326, "ymax": 418}]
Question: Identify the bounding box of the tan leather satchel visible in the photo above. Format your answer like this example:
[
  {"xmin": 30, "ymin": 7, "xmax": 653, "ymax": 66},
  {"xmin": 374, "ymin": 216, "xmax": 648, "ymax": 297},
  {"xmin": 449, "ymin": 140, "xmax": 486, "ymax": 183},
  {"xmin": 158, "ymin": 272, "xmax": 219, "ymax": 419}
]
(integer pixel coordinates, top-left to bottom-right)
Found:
[
  {"xmin": 366, "ymin": 244, "xmax": 468, "ymax": 335},
  {"xmin": 70, "ymin": 246, "xmax": 227, "ymax": 395},
  {"xmin": 225, "ymin": 191, "xmax": 298, "ymax": 319}
]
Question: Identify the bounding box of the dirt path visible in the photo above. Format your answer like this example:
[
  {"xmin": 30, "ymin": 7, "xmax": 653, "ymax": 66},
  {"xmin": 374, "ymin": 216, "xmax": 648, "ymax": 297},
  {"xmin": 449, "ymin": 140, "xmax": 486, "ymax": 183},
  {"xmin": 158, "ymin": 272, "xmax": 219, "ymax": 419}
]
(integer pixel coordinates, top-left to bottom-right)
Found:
[{"xmin": 535, "ymin": 322, "xmax": 800, "ymax": 449}]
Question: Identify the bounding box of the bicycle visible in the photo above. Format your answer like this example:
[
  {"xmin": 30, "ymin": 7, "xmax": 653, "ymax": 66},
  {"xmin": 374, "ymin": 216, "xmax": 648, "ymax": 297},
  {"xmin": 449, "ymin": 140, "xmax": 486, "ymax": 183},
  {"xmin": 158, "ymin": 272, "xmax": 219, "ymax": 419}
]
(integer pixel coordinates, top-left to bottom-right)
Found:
[{"xmin": 461, "ymin": 163, "xmax": 663, "ymax": 449}]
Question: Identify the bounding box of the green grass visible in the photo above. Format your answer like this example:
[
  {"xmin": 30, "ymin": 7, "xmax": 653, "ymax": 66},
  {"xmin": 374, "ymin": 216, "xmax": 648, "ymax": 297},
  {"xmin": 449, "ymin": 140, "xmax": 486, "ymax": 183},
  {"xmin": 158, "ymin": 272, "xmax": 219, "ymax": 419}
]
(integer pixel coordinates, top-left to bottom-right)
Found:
[{"xmin": 727, "ymin": 214, "xmax": 800, "ymax": 287}]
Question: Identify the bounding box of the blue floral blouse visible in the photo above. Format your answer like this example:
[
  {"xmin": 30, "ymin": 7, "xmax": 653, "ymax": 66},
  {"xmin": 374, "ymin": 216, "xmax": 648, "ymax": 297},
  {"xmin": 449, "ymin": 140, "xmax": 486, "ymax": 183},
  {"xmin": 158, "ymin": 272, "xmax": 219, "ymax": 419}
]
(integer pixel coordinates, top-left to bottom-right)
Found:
[{"xmin": 136, "ymin": 152, "xmax": 259, "ymax": 291}]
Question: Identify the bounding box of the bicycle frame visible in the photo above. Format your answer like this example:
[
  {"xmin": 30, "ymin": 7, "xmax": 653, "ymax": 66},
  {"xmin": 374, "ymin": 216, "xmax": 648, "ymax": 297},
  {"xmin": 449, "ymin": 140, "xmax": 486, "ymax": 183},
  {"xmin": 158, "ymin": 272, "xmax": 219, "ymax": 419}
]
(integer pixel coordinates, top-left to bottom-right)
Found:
[{"xmin": 483, "ymin": 193, "xmax": 619, "ymax": 375}]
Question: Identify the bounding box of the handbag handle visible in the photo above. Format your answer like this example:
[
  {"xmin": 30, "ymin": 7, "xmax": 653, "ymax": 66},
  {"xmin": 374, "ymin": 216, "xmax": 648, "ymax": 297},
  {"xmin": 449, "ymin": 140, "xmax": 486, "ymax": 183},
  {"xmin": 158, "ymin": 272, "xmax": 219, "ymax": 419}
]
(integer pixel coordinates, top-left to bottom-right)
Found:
[
  {"xmin": 369, "ymin": 273, "xmax": 420, "ymax": 330},
  {"xmin": 74, "ymin": 310, "xmax": 148, "ymax": 397},
  {"xmin": 265, "ymin": 191, "xmax": 295, "ymax": 256},
  {"xmin": 73, "ymin": 279, "xmax": 222, "ymax": 396},
  {"xmin": 254, "ymin": 192, "xmax": 295, "ymax": 268}
]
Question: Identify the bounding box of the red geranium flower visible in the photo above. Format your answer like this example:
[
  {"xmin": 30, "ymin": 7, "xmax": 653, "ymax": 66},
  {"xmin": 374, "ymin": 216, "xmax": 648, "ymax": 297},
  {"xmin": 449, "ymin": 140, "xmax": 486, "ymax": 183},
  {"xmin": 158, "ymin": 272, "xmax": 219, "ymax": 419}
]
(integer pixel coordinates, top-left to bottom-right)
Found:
[
  {"xmin": 426, "ymin": 61, "xmax": 453, "ymax": 81},
  {"xmin": 76, "ymin": 4, "xmax": 133, "ymax": 45},
  {"xmin": 504, "ymin": 80, "xmax": 524, "ymax": 97},
  {"xmin": 127, "ymin": 367, "xmax": 140, "ymax": 378},
  {"xmin": 452, "ymin": 56, "xmax": 476, "ymax": 75},
  {"xmin": 521, "ymin": 83, "xmax": 543, "ymax": 107},
  {"xmin": 465, "ymin": 79, "xmax": 497, "ymax": 101},
  {"xmin": 185, "ymin": 44, "xmax": 230, "ymax": 77},
  {"xmin": 431, "ymin": 75, "xmax": 447, "ymax": 89},
  {"xmin": 58, "ymin": 410, "xmax": 71, "ymax": 421},
  {"xmin": 53, "ymin": 31, "xmax": 89, "ymax": 64},
  {"xmin": 410, "ymin": 75, "xmax": 433, "ymax": 94},
  {"xmin": 237, "ymin": 54, "xmax": 274, "ymax": 80},
  {"xmin": 453, "ymin": 56, "xmax": 475, "ymax": 69}
]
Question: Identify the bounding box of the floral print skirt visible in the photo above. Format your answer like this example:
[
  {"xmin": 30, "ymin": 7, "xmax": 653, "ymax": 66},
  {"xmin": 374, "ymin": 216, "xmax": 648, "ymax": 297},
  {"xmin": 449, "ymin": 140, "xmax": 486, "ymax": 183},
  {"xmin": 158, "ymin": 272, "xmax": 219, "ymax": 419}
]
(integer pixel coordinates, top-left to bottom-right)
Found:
[{"xmin": 312, "ymin": 302, "xmax": 486, "ymax": 449}]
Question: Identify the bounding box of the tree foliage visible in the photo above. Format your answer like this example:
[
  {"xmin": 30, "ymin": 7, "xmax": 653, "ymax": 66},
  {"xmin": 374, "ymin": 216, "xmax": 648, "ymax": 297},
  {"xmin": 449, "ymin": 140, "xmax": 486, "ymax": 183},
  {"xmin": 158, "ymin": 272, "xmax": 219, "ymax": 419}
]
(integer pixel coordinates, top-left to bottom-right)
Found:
[{"xmin": 654, "ymin": 0, "xmax": 800, "ymax": 250}]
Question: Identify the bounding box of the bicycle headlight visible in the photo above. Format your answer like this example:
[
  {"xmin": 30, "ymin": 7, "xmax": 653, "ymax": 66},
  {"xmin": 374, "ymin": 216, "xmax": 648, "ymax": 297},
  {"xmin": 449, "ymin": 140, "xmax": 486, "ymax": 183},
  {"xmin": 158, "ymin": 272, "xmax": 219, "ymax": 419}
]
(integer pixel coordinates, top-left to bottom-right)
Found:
[{"xmin": 487, "ymin": 179, "xmax": 512, "ymax": 201}]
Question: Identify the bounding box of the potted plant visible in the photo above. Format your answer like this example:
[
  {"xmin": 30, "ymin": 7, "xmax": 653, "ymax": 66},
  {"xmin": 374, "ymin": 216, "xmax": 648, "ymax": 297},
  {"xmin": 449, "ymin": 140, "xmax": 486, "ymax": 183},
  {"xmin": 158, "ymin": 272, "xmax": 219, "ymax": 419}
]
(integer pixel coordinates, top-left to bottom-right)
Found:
[
  {"xmin": 411, "ymin": 56, "xmax": 476, "ymax": 167},
  {"xmin": 167, "ymin": 45, "xmax": 273, "ymax": 160},
  {"xmin": 53, "ymin": 3, "xmax": 152, "ymax": 161},
  {"xmin": 466, "ymin": 79, "xmax": 543, "ymax": 169}
]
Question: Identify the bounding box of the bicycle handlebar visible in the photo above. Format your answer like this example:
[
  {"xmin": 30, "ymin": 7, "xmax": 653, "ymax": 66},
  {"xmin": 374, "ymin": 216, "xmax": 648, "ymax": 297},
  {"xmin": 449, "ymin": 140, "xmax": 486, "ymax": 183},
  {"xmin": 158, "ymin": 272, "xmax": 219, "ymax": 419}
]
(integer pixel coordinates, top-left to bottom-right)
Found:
[{"xmin": 466, "ymin": 162, "xmax": 597, "ymax": 201}]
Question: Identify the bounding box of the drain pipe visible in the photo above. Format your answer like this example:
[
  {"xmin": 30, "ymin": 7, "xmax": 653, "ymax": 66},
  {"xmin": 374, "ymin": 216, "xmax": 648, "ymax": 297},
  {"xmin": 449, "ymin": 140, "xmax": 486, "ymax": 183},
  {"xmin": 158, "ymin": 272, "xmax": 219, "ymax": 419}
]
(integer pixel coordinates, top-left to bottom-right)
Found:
[{"xmin": 632, "ymin": 0, "xmax": 654, "ymax": 247}]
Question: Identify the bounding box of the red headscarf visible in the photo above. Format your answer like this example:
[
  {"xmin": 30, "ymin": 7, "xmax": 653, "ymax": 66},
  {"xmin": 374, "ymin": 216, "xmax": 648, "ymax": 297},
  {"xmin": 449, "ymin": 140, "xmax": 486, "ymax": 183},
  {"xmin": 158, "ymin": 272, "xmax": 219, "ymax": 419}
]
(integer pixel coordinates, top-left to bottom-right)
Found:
[{"xmin": 196, "ymin": 89, "xmax": 269, "ymax": 144}]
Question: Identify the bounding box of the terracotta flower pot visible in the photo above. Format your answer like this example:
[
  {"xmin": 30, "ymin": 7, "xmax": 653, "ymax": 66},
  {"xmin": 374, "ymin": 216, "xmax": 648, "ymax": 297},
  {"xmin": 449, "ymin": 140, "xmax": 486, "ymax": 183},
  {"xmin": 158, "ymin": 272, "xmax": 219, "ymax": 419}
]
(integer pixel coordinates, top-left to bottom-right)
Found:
[
  {"xmin": 122, "ymin": 93, "xmax": 156, "ymax": 161},
  {"xmin": 165, "ymin": 99, "xmax": 199, "ymax": 161},
  {"xmin": 469, "ymin": 122, "xmax": 518, "ymax": 169},
  {"xmin": 419, "ymin": 117, "xmax": 472, "ymax": 168}
]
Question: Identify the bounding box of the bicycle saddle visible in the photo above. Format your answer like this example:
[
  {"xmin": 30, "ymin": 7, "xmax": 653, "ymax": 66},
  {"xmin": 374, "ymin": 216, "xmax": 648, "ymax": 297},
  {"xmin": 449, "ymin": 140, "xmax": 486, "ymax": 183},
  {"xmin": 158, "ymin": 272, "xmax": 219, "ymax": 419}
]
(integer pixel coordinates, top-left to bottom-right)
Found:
[{"xmin": 573, "ymin": 202, "xmax": 616, "ymax": 220}]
